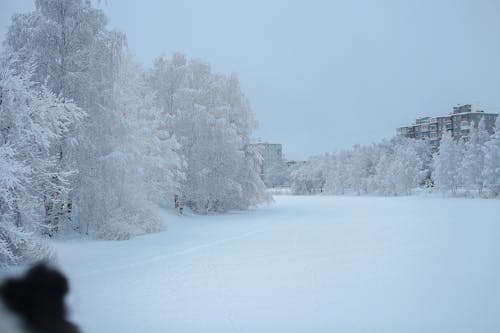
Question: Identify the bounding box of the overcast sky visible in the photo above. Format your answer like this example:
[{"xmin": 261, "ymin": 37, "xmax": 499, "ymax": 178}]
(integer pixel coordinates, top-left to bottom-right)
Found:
[{"xmin": 1, "ymin": 0, "xmax": 500, "ymax": 160}]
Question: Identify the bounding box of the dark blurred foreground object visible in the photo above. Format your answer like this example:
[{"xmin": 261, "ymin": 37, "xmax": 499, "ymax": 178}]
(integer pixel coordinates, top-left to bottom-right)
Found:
[{"xmin": 0, "ymin": 264, "xmax": 79, "ymax": 333}]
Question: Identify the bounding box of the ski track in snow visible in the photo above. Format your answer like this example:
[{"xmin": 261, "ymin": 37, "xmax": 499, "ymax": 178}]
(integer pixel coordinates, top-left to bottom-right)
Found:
[{"xmin": 78, "ymin": 228, "xmax": 267, "ymax": 278}]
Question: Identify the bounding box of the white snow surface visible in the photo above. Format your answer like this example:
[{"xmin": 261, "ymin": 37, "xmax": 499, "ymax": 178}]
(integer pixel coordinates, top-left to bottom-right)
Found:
[{"xmin": 54, "ymin": 196, "xmax": 500, "ymax": 333}]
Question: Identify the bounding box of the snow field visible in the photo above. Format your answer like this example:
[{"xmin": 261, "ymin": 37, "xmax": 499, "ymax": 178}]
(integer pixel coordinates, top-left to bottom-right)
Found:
[{"xmin": 54, "ymin": 196, "xmax": 500, "ymax": 333}]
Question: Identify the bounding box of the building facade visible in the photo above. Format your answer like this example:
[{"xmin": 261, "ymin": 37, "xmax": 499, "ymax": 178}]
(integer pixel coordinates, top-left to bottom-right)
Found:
[{"xmin": 397, "ymin": 104, "xmax": 498, "ymax": 149}]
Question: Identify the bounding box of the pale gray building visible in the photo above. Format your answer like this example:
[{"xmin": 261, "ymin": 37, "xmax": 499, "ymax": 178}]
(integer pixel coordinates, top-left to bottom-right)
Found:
[
  {"xmin": 397, "ymin": 104, "xmax": 498, "ymax": 149},
  {"xmin": 249, "ymin": 142, "xmax": 287, "ymax": 187}
]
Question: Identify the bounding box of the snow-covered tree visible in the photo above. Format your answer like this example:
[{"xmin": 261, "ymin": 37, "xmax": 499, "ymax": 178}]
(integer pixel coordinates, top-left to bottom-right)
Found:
[
  {"xmin": 321, "ymin": 137, "xmax": 431, "ymax": 196},
  {"xmin": 385, "ymin": 138, "xmax": 431, "ymax": 195},
  {"xmin": 460, "ymin": 118, "xmax": 490, "ymax": 195},
  {"xmin": 347, "ymin": 145, "xmax": 378, "ymax": 195},
  {"xmin": 371, "ymin": 140, "xmax": 395, "ymax": 194},
  {"xmin": 0, "ymin": 56, "xmax": 82, "ymax": 266},
  {"xmin": 372, "ymin": 137, "xmax": 432, "ymax": 195},
  {"xmin": 239, "ymin": 143, "xmax": 270, "ymax": 208},
  {"xmin": 83, "ymin": 52, "xmax": 183, "ymax": 239},
  {"xmin": 5, "ymin": 0, "xmax": 123, "ymax": 105},
  {"xmin": 3, "ymin": 0, "xmax": 168, "ymax": 239},
  {"xmin": 116, "ymin": 53, "xmax": 183, "ymax": 207},
  {"xmin": 324, "ymin": 151, "xmax": 351, "ymax": 194},
  {"xmin": 290, "ymin": 155, "xmax": 331, "ymax": 195},
  {"xmin": 147, "ymin": 54, "xmax": 267, "ymax": 213},
  {"xmin": 0, "ymin": 144, "xmax": 43, "ymax": 268},
  {"xmin": 483, "ymin": 117, "xmax": 500, "ymax": 196},
  {"xmin": 432, "ymin": 131, "xmax": 464, "ymax": 194}
]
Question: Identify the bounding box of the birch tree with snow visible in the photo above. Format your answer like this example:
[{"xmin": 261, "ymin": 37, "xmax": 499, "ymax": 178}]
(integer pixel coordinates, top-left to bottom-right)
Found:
[
  {"xmin": 147, "ymin": 54, "xmax": 267, "ymax": 213},
  {"xmin": 3, "ymin": 0, "xmax": 175, "ymax": 239},
  {"xmin": 0, "ymin": 56, "xmax": 82, "ymax": 266}
]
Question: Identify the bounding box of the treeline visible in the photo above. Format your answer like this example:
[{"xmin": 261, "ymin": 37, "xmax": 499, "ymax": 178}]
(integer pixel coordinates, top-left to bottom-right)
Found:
[
  {"xmin": 0, "ymin": 0, "xmax": 267, "ymax": 267},
  {"xmin": 290, "ymin": 118, "xmax": 500, "ymax": 197}
]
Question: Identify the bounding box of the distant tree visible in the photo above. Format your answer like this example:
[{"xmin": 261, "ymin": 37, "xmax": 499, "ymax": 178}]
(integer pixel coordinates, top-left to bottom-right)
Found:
[
  {"xmin": 372, "ymin": 140, "xmax": 396, "ymax": 195},
  {"xmin": 324, "ymin": 151, "xmax": 351, "ymax": 195},
  {"xmin": 347, "ymin": 145, "xmax": 377, "ymax": 195},
  {"xmin": 483, "ymin": 117, "xmax": 500, "ymax": 196},
  {"xmin": 432, "ymin": 131, "xmax": 463, "ymax": 194},
  {"xmin": 460, "ymin": 118, "xmax": 490, "ymax": 195},
  {"xmin": 290, "ymin": 155, "xmax": 331, "ymax": 194},
  {"xmin": 297, "ymin": 136, "xmax": 433, "ymax": 197},
  {"xmin": 387, "ymin": 138, "xmax": 431, "ymax": 195}
]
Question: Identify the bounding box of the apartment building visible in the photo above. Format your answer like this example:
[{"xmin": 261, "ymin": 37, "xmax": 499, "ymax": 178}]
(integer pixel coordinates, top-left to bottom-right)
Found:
[{"xmin": 397, "ymin": 104, "xmax": 498, "ymax": 149}]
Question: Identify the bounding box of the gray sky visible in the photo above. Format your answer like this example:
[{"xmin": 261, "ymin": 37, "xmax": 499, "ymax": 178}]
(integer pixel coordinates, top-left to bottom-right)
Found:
[{"xmin": 2, "ymin": 0, "xmax": 500, "ymax": 160}]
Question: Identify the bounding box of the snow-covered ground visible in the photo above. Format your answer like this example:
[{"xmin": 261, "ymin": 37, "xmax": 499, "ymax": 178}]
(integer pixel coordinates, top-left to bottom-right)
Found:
[{"xmin": 54, "ymin": 196, "xmax": 500, "ymax": 333}]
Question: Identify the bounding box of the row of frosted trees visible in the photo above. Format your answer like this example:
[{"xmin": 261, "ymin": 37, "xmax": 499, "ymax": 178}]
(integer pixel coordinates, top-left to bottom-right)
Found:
[
  {"xmin": 290, "ymin": 117, "xmax": 500, "ymax": 197},
  {"xmin": 433, "ymin": 118, "xmax": 500, "ymax": 195},
  {"xmin": 0, "ymin": 0, "xmax": 267, "ymax": 267}
]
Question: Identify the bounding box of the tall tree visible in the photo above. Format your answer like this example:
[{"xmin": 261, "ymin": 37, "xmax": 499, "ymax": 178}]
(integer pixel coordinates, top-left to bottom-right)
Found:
[
  {"xmin": 0, "ymin": 56, "xmax": 82, "ymax": 266},
  {"xmin": 3, "ymin": 0, "xmax": 156, "ymax": 238},
  {"xmin": 106, "ymin": 52, "xmax": 182, "ymax": 236},
  {"xmin": 147, "ymin": 54, "xmax": 267, "ymax": 213}
]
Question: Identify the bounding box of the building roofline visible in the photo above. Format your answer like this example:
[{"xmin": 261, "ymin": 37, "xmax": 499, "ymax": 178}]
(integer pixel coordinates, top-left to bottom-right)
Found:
[{"xmin": 398, "ymin": 111, "xmax": 498, "ymax": 128}]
